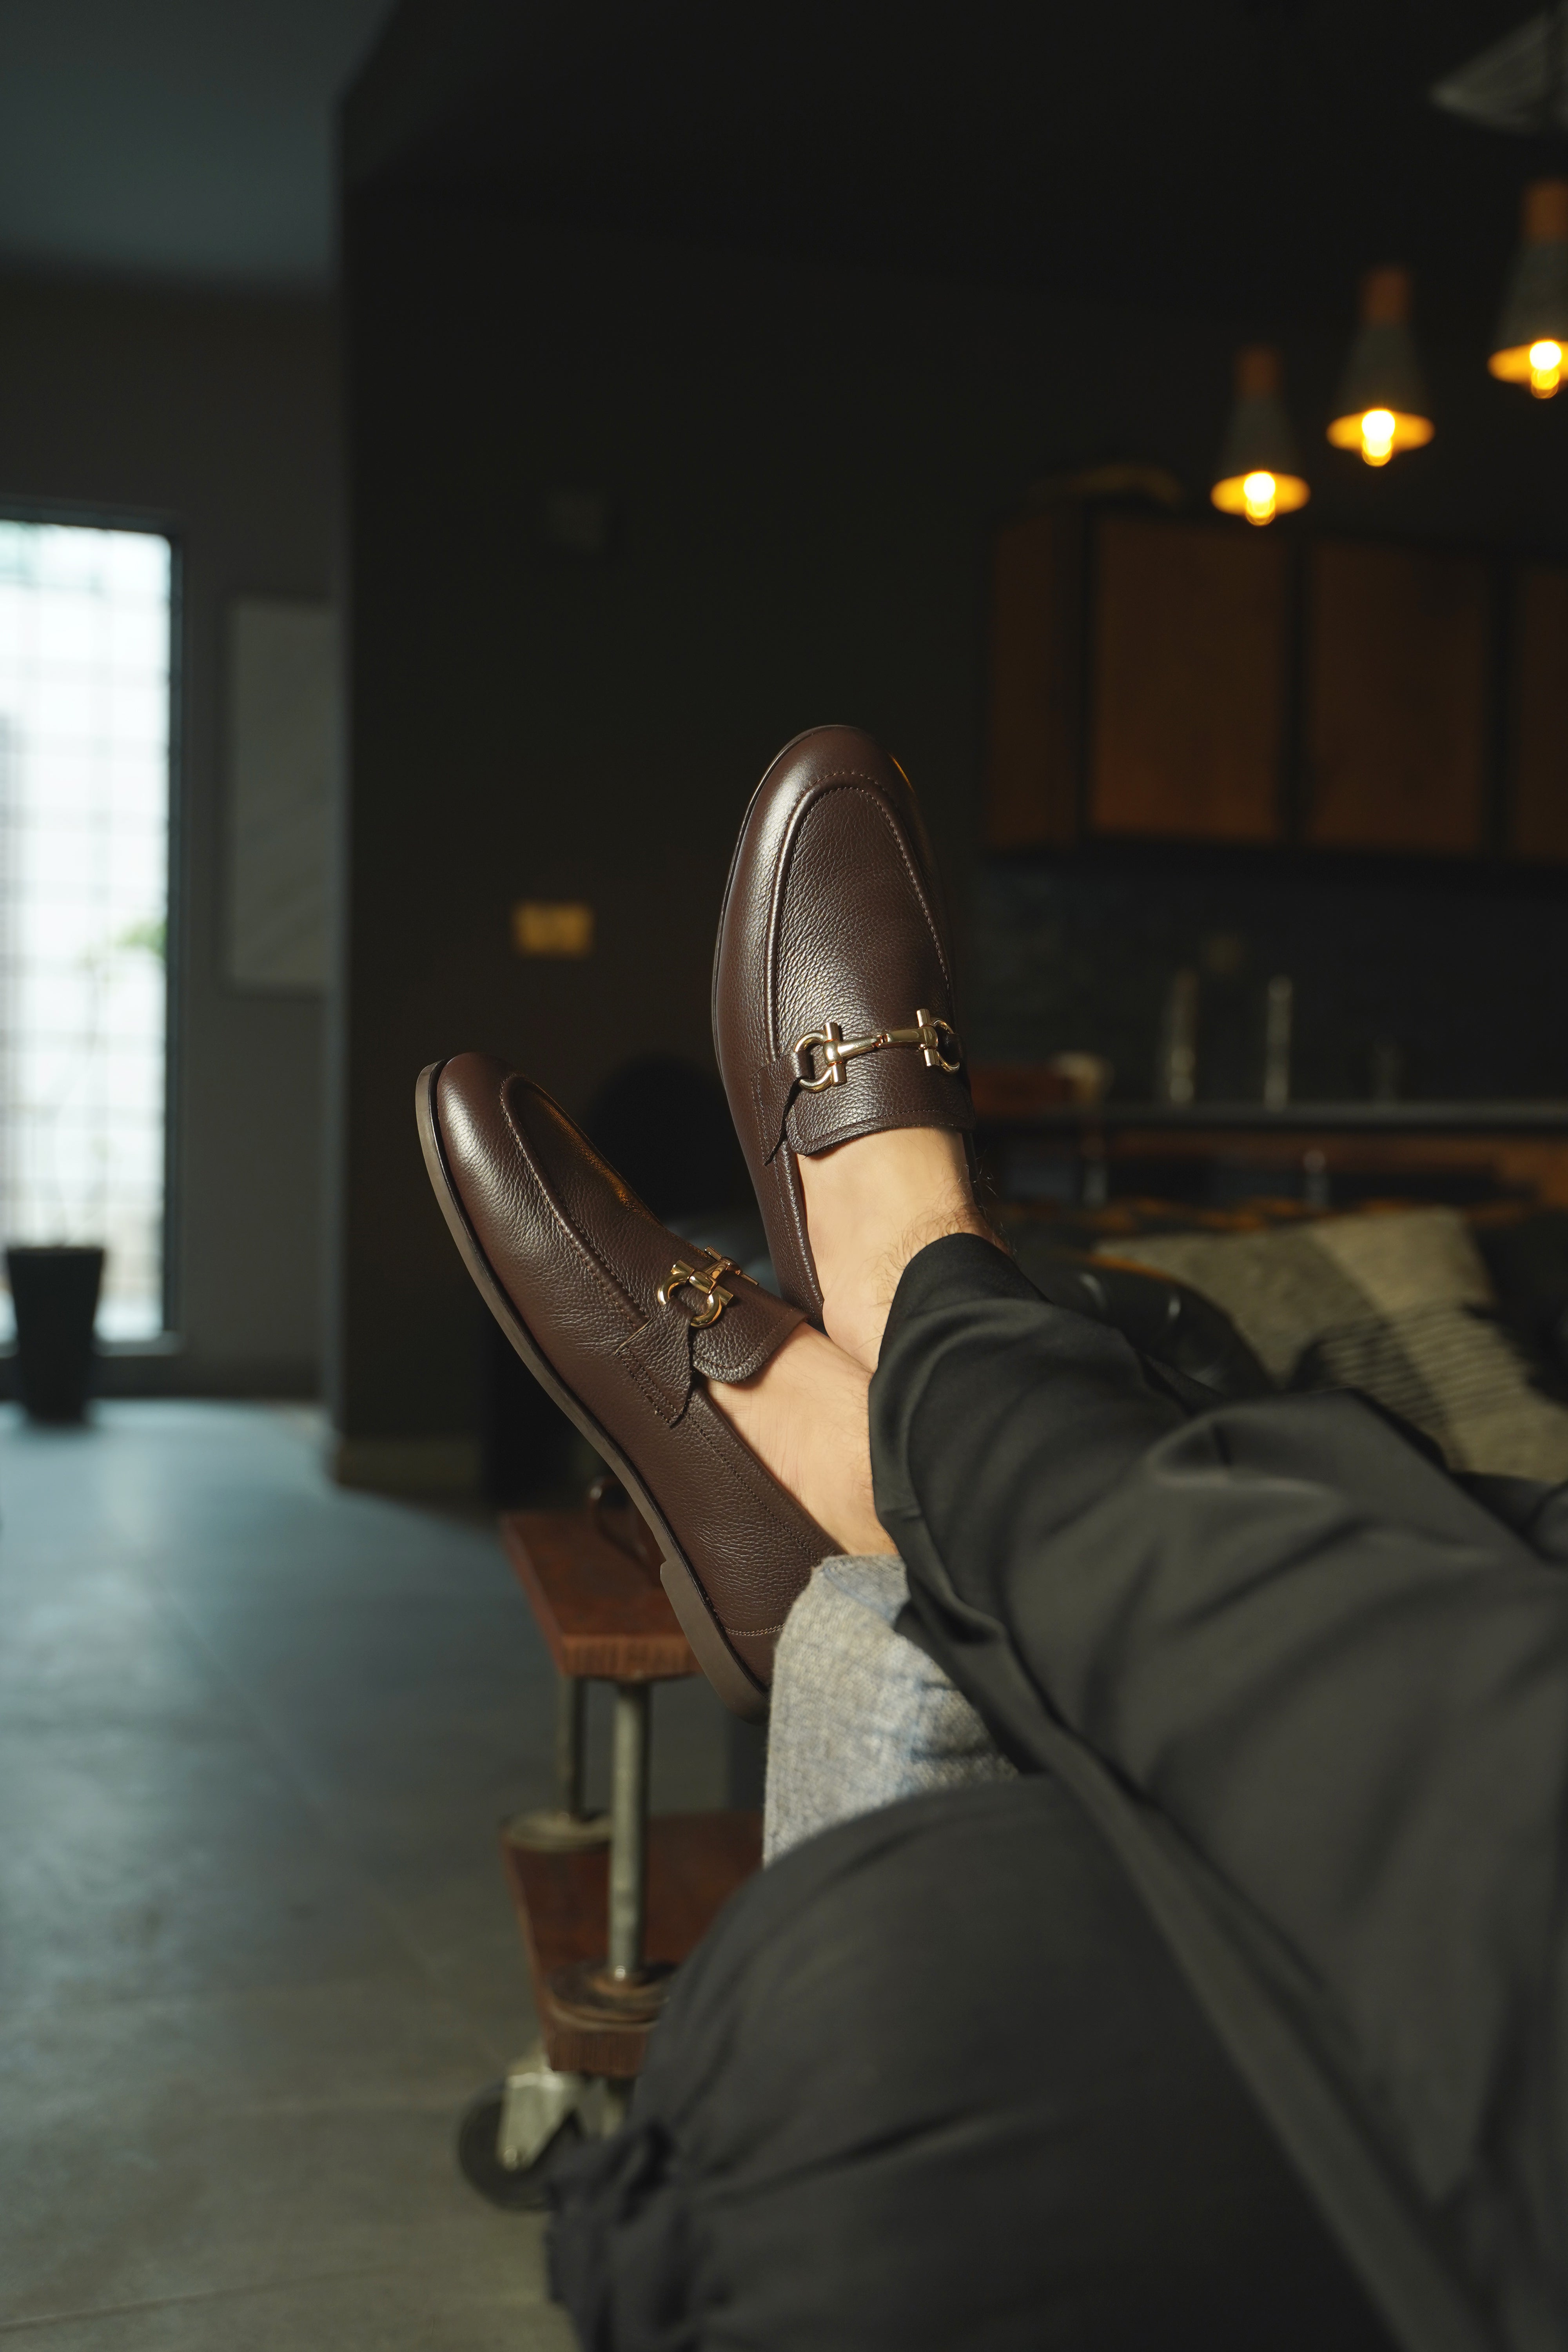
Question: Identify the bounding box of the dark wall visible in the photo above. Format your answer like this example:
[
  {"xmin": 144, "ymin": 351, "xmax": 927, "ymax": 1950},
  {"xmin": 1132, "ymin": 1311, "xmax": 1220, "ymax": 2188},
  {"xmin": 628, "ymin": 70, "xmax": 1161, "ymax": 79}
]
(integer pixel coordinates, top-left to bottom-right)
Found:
[
  {"xmin": 0, "ymin": 275, "xmax": 337, "ymax": 1396},
  {"xmin": 337, "ymin": 194, "xmax": 1568, "ymax": 1463},
  {"xmin": 333, "ymin": 204, "xmax": 1203, "ymax": 1456}
]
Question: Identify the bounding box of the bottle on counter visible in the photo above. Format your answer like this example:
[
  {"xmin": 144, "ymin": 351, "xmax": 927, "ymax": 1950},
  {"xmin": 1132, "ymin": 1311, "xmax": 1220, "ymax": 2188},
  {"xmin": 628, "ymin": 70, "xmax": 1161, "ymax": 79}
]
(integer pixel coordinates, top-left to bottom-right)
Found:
[
  {"xmin": 1155, "ymin": 969, "xmax": 1199, "ymax": 1105},
  {"xmin": 1263, "ymin": 975, "xmax": 1293, "ymax": 1110}
]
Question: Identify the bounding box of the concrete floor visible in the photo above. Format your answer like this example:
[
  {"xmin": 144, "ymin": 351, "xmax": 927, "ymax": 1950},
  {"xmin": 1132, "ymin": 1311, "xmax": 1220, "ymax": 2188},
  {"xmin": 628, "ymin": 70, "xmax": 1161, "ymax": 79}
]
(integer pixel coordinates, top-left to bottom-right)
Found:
[{"xmin": 0, "ymin": 1401, "xmax": 735, "ymax": 2347}]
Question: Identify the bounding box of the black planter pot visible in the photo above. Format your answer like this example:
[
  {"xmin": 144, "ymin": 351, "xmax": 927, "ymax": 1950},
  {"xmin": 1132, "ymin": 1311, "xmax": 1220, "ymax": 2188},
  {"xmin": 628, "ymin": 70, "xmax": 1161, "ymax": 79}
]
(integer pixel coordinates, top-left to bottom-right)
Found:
[{"xmin": 6, "ymin": 1246, "xmax": 105, "ymax": 1423}]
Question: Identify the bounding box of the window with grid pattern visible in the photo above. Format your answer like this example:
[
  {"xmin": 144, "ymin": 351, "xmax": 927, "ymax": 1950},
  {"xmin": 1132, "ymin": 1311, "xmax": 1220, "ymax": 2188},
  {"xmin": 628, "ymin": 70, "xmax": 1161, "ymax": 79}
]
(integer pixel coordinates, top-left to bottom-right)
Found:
[{"xmin": 0, "ymin": 521, "xmax": 172, "ymax": 1342}]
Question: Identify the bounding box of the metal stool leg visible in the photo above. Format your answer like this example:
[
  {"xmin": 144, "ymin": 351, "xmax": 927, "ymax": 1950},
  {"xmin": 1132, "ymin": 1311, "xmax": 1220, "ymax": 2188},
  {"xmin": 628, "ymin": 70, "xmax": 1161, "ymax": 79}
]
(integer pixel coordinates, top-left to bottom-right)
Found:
[
  {"xmin": 550, "ymin": 1675, "xmax": 670, "ymax": 2024},
  {"xmin": 607, "ymin": 1682, "xmax": 650, "ymax": 1980},
  {"xmin": 475, "ymin": 1679, "xmax": 646, "ymax": 2203},
  {"xmin": 558, "ymin": 1673, "xmax": 588, "ymax": 1819},
  {"xmin": 504, "ymin": 1671, "xmax": 610, "ymax": 1852}
]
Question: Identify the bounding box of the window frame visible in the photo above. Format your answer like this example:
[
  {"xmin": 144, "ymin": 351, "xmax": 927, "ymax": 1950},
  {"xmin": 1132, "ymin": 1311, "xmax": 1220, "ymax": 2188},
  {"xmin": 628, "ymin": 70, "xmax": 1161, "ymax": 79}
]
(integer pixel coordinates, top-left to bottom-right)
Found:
[{"xmin": 0, "ymin": 497, "xmax": 184, "ymax": 1352}]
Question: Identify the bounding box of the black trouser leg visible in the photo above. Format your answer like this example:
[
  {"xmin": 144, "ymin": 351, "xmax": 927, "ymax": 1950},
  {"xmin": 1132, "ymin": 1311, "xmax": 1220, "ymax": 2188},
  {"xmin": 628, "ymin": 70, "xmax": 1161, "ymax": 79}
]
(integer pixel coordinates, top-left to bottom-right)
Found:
[
  {"xmin": 551, "ymin": 1776, "xmax": 1397, "ymax": 2352},
  {"xmin": 870, "ymin": 1234, "xmax": 1568, "ymax": 2351}
]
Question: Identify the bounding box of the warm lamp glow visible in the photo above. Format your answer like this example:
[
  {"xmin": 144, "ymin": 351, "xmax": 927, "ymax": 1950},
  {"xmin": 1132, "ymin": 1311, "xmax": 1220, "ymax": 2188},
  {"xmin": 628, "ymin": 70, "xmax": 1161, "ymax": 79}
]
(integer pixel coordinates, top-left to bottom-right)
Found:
[
  {"xmin": 1209, "ymin": 345, "xmax": 1309, "ymax": 526},
  {"xmin": 1211, "ymin": 467, "xmax": 1310, "ymax": 523},
  {"xmin": 1327, "ymin": 267, "xmax": 1434, "ymax": 466},
  {"xmin": 1488, "ymin": 338, "xmax": 1565, "ymax": 395},
  {"xmin": 1325, "ymin": 407, "xmax": 1436, "ymax": 463},
  {"xmin": 1361, "ymin": 408, "xmax": 1396, "ymax": 464},
  {"xmin": 1490, "ymin": 181, "xmax": 1568, "ymax": 398}
]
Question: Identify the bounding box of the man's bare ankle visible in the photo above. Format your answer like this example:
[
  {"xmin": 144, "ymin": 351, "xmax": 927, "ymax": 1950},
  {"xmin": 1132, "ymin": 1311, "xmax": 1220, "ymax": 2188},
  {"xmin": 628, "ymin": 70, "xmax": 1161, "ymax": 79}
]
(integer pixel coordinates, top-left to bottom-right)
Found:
[
  {"xmin": 704, "ymin": 1326, "xmax": 892, "ymax": 1555},
  {"xmin": 867, "ymin": 1199, "xmax": 997, "ymax": 1314},
  {"xmin": 801, "ymin": 1131, "xmax": 976, "ymax": 1267},
  {"xmin": 799, "ymin": 1128, "xmax": 1001, "ymax": 1371}
]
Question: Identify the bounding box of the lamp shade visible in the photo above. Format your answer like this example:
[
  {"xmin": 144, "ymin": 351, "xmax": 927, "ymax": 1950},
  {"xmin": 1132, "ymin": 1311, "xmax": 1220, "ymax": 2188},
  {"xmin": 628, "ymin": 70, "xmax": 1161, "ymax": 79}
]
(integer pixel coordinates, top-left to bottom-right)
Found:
[
  {"xmin": 1489, "ymin": 179, "xmax": 1568, "ymax": 397},
  {"xmin": 1327, "ymin": 267, "xmax": 1434, "ymax": 465},
  {"xmin": 1210, "ymin": 346, "xmax": 1310, "ymax": 524}
]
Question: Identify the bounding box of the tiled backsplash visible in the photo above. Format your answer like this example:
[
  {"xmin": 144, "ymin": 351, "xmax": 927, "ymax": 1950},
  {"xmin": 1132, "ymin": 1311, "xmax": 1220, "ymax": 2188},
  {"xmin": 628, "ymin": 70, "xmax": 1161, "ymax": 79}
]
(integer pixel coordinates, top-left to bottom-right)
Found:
[{"xmin": 969, "ymin": 854, "xmax": 1568, "ymax": 1104}]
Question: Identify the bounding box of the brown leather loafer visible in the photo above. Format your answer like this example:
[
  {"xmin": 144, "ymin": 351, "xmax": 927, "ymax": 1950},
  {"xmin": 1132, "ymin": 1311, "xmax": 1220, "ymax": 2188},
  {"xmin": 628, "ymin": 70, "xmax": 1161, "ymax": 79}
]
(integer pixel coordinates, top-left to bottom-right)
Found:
[
  {"xmin": 417, "ymin": 1053, "xmax": 835, "ymax": 1718},
  {"xmin": 713, "ymin": 724, "xmax": 973, "ymax": 1318}
]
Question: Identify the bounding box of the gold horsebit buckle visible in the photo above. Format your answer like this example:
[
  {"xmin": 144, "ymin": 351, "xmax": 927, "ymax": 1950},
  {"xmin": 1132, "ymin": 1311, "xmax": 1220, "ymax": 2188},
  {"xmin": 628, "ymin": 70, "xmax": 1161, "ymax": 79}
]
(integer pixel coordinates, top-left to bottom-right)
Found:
[
  {"xmin": 793, "ymin": 1007, "xmax": 962, "ymax": 1093},
  {"xmin": 657, "ymin": 1251, "xmax": 743, "ymax": 1328}
]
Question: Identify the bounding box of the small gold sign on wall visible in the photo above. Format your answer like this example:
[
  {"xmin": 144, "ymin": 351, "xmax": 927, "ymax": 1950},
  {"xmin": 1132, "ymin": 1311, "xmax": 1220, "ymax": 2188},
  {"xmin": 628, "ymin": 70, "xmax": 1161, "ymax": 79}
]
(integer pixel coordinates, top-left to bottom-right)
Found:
[{"xmin": 512, "ymin": 900, "xmax": 594, "ymax": 958}]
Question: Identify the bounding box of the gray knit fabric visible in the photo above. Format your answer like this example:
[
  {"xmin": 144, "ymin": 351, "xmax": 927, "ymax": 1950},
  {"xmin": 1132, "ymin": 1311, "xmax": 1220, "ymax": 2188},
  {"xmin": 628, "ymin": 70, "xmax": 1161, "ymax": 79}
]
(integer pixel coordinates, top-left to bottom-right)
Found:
[{"xmin": 763, "ymin": 1555, "xmax": 1016, "ymax": 1865}]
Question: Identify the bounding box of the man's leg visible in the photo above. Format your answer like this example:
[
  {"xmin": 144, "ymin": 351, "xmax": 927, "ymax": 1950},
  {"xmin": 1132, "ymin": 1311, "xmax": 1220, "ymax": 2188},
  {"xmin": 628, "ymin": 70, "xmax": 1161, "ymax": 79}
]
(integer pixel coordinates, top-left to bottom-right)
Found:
[
  {"xmin": 869, "ymin": 1232, "xmax": 1568, "ymax": 2347},
  {"xmin": 711, "ymin": 1131, "xmax": 1568, "ymax": 2342},
  {"xmin": 552, "ymin": 1777, "xmax": 1397, "ymax": 2352},
  {"xmin": 720, "ymin": 1144, "xmax": 1568, "ymax": 2229},
  {"xmin": 762, "ymin": 1554, "xmax": 1014, "ymax": 1863}
]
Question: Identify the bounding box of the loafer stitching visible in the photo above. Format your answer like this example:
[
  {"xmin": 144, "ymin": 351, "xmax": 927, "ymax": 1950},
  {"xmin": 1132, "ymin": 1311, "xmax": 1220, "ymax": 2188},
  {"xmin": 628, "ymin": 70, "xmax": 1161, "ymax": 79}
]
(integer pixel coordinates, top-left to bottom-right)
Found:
[{"xmin": 771, "ymin": 775, "xmax": 955, "ymax": 1003}]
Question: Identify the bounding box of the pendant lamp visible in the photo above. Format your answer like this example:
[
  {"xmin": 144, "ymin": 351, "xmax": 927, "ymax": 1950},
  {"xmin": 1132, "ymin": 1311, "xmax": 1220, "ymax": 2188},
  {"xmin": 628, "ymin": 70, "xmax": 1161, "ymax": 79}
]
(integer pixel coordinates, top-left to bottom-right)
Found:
[
  {"xmin": 1327, "ymin": 267, "xmax": 1435, "ymax": 466},
  {"xmin": 1489, "ymin": 179, "xmax": 1568, "ymax": 397},
  {"xmin": 1210, "ymin": 346, "xmax": 1310, "ymax": 524}
]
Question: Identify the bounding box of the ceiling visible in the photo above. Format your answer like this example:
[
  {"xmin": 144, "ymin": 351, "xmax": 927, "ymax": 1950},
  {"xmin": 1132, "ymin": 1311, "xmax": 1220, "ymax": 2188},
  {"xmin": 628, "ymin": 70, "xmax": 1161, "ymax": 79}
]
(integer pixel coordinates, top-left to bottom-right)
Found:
[
  {"xmin": 0, "ymin": 0, "xmax": 397, "ymax": 291},
  {"xmin": 2, "ymin": 0, "xmax": 1562, "ymax": 323},
  {"xmin": 347, "ymin": 0, "xmax": 1568, "ymax": 334}
]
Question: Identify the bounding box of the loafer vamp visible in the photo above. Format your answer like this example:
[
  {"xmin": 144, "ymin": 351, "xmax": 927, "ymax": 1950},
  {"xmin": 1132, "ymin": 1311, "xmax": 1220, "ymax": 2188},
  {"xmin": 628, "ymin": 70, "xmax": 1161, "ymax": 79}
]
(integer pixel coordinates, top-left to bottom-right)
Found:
[
  {"xmin": 428, "ymin": 1056, "xmax": 829, "ymax": 1687},
  {"xmin": 715, "ymin": 725, "xmax": 973, "ymax": 1314},
  {"xmin": 772, "ymin": 780, "xmax": 969, "ymax": 1156}
]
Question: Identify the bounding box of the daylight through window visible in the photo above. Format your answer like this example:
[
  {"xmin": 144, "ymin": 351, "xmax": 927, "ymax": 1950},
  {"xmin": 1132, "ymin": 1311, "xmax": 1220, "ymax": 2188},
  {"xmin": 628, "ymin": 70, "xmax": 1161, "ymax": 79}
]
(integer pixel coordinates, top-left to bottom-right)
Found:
[{"xmin": 0, "ymin": 522, "xmax": 172, "ymax": 1342}]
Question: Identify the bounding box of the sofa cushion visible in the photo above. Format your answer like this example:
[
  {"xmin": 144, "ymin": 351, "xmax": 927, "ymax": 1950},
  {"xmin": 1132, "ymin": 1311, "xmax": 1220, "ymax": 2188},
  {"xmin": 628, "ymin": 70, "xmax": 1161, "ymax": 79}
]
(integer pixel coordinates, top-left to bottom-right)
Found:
[{"xmin": 1098, "ymin": 1206, "xmax": 1568, "ymax": 1481}]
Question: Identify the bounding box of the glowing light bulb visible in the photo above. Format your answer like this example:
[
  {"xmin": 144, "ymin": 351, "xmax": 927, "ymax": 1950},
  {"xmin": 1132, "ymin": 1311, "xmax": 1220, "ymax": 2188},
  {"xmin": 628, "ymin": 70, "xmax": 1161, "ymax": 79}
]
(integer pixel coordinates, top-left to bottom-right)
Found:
[
  {"xmin": 1360, "ymin": 408, "xmax": 1396, "ymax": 465},
  {"xmin": 1241, "ymin": 471, "xmax": 1278, "ymax": 524},
  {"xmin": 1529, "ymin": 339, "xmax": 1563, "ymax": 397}
]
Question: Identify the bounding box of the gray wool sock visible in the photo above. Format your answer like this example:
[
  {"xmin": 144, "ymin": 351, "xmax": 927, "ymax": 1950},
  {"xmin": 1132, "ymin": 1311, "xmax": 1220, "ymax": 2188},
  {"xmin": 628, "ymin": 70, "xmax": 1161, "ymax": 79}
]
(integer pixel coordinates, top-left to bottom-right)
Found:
[{"xmin": 763, "ymin": 1554, "xmax": 1016, "ymax": 1866}]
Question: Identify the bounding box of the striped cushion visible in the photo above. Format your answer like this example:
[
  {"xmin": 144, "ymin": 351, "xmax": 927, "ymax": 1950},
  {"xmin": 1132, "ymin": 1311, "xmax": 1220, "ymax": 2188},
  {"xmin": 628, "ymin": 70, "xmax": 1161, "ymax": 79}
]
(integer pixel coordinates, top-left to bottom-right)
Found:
[{"xmin": 1100, "ymin": 1206, "xmax": 1568, "ymax": 1481}]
